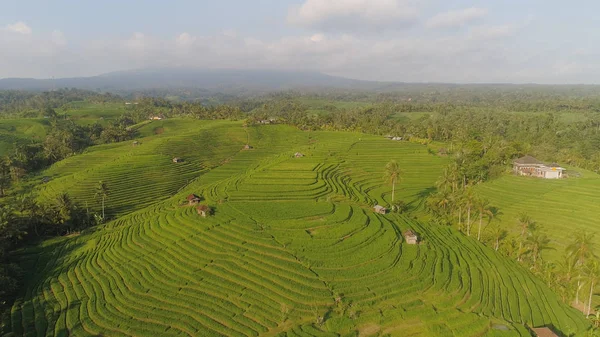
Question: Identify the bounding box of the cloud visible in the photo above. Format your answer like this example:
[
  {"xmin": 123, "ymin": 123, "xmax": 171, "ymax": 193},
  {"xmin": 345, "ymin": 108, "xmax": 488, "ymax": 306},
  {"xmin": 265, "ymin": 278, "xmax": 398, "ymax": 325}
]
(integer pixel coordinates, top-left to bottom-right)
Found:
[
  {"xmin": 468, "ymin": 24, "xmax": 518, "ymax": 40},
  {"xmin": 426, "ymin": 7, "xmax": 487, "ymax": 29},
  {"xmin": 4, "ymin": 21, "xmax": 32, "ymax": 35},
  {"xmin": 175, "ymin": 32, "xmax": 196, "ymax": 47},
  {"xmin": 51, "ymin": 30, "xmax": 67, "ymax": 46},
  {"xmin": 288, "ymin": 0, "xmax": 418, "ymax": 32}
]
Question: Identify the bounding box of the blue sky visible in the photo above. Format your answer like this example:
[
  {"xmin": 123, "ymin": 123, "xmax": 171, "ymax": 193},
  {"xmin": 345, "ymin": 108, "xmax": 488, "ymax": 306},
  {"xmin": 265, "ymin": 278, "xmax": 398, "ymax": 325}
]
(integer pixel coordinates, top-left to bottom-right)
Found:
[{"xmin": 1, "ymin": 0, "xmax": 599, "ymax": 83}]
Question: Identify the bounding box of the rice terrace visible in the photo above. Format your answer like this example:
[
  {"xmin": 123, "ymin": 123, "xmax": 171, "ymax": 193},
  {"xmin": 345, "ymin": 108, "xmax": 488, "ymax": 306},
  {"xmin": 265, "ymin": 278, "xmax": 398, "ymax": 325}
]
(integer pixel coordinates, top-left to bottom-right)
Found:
[
  {"xmin": 2, "ymin": 97, "xmax": 600, "ymax": 336},
  {"xmin": 5, "ymin": 2, "xmax": 600, "ymax": 335}
]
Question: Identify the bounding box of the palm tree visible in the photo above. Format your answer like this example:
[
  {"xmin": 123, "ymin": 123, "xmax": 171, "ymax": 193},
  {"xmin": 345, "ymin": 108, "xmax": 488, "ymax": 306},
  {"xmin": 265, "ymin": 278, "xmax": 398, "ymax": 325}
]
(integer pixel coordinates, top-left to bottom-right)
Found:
[
  {"xmin": 94, "ymin": 181, "xmax": 110, "ymax": 220},
  {"xmin": 567, "ymin": 233, "xmax": 596, "ymax": 305},
  {"xmin": 584, "ymin": 260, "xmax": 600, "ymax": 316},
  {"xmin": 463, "ymin": 188, "xmax": 476, "ymax": 236},
  {"xmin": 489, "ymin": 225, "xmax": 508, "ymax": 251},
  {"xmin": 526, "ymin": 231, "xmax": 551, "ymax": 268},
  {"xmin": 476, "ymin": 198, "xmax": 493, "ymax": 241},
  {"xmin": 517, "ymin": 213, "xmax": 534, "ymax": 262},
  {"xmin": 383, "ymin": 160, "xmax": 402, "ymax": 202}
]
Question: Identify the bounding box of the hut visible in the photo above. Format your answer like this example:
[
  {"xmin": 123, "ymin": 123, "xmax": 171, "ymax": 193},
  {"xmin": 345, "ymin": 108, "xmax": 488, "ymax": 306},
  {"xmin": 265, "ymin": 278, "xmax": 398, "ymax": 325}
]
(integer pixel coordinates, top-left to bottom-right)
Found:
[
  {"xmin": 404, "ymin": 230, "xmax": 418, "ymax": 245},
  {"xmin": 530, "ymin": 327, "xmax": 559, "ymax": 337},
  {"xmin": 373, "ymin": 205, "xmax": 387, "ymax": 214},
  {"xmin": 294, "ymin": 152, "xmax": 305, "ymax": 158},
  {"xmin": 243, "ymin": 144, "xmax": 253, "ymax": 150},
  {"xmin": 172, "ymin": 157, "xmax": 184, "ymax": 163},
  {"xmin": 132, "ymin": 141, "xmax": 140, "ymax": 146},
  {"xmin": 186, "ymin": 194, "xmax": 201, "ymax": 205},
  {"xmin": 196, "ymin": 204, "xmax": 211, "ymax": 217}
]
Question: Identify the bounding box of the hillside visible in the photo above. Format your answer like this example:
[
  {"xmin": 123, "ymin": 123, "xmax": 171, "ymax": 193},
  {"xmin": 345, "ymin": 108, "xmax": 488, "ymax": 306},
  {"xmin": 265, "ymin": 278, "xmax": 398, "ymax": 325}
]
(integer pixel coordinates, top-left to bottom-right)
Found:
[{"xmin": 7, "ymin": 123, "xmax": 589, "ymax": 336}]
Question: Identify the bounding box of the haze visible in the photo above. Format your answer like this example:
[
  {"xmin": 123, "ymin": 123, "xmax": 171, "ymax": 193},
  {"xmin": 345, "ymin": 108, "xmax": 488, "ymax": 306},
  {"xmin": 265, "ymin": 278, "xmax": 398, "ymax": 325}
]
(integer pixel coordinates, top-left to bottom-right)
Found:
[{"xmin": 1, "ymin": 0, "xmax": 598, "ymax": 83}]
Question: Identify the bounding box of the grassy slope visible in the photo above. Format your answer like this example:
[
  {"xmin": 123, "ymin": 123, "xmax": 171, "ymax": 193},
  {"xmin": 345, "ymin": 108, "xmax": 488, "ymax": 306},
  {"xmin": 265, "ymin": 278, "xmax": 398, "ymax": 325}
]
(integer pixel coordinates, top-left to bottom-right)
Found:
[
  {"xmin": 0, "ymin": 119, "xmax": 47, "ymax": 156},
  {"xmin": 476, "ymin": 169, "xmax": 600, "ymax": 259},
  {"xmin": 6, "ymin": 123, "xmax": 589, "ymax": 337}
]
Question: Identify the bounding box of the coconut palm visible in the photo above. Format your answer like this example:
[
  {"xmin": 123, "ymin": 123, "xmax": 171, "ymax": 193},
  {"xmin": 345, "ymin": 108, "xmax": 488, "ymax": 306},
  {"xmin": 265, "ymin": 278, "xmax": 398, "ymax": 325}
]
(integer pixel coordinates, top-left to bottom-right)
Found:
[
  {"xmin": 94, "ymin": 180, "xmax": 110, "ymax": 220},
  {"xmin": 583, "ymin": 260, "xmax": 600, "ymax": 316},
  {"xmin": 463, "ymin": 188, "xmax": 476, "ymax": 236},
  {"xmin": 476, "ymin": 198, "xmax": 493, "ymax": 241},
  {"xmin": 567, "ymin": 233, "xmax": 597, "ymax": 305},
  {"xmin": 383, "ymin": 160, "xmax": 402, "ymax": 202},
  {"xmin": 517, "ymin": 213, "xmax": 535, "ymax": 262},
  {"xmin": 526, "ymin": 230, "xmax": 551, "ymax": 268},
  {"xmin": 489, "ymin": 225, "xmax": 508, "ymax": 251}
]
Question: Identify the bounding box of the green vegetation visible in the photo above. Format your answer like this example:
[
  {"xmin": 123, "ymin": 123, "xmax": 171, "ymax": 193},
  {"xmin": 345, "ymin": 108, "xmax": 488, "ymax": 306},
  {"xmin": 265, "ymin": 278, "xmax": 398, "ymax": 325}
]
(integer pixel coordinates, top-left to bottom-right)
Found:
[{"xmin": 3, "ymin": 122, "xmax": 591, "ymax": 336}]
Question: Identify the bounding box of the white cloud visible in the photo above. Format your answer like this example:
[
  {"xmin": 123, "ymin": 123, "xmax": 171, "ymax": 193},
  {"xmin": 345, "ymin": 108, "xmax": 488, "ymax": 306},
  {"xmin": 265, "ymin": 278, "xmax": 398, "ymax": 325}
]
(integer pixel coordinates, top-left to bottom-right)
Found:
[
  {"xmin": 288, "ymin": 0, "xmax": 418, "ymax": 32},
  {"xmin": 51, "ymin": 30, "xmax": 67, "ymax": 46},
  {"xmin": 426, "ymin": 7, "xmax": 487, "ymax": 29},
  {"xmin": 468, "ymin": 24, "xmax": 518, "ymax": 40},
  {"xmin": 5, "ymin": 21, "xmax": 32, "ymax": 35},
  {"xmin": 175, "ymin": 32, "xmax": 196, "ymax": 47}
]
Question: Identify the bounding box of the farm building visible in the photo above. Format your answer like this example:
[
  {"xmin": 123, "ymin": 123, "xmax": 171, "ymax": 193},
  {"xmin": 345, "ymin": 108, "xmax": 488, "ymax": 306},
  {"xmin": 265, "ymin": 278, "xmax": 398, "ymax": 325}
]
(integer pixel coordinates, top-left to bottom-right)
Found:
[
  {"xmin": 172, "ymin": 157, "xmax": 184, "ymax": 163},
  {"xmin": 244, "ymin": 144, "xmax": 253, "ymax": 150},
  {"xmin": 530, "ymin": 327, "xmax": 559, "ymax": 337},
  {"xmin": 132, "ymin": 141, "xmax": 140, "ymax": 146},
  {"xmin": 196, "ymin": 204, "xmax": 211, "ymax": 217},
  {"xmin": 513, "ymin": 155, "xmax": 565, "ymax": 179},
  {"xmin": 186, "ymin": 194, "xmax": 201, "ymax": 205},
  {"xmin": 404, "ymin": 230, "xmax": 418, "ymax": 244},
  {"xmin": 294, "ymin": 152, "xmax": 305, "ymax": 158},
  {"xmin": 373, "ymin": 205, "xmax": 387, "ymax": 214}
]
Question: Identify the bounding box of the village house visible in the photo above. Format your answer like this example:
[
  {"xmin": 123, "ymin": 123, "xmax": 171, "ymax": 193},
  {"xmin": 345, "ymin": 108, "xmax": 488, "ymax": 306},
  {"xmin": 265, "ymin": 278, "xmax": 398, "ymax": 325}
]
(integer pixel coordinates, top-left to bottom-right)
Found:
[
  {"xmin": 373, "ymin": 205, "xmax": 387, "ymax": 214},
  {"xmin": 513, "ymin": 155, "xmax": 565, "ymax": 179},
  {"xmin": 404, "ymin": 230, "xmax": 418, "ymax": 245},
  {"xmin": 294, "ymin": 152, "xmax": 304, "ymax": 158},
  {"xmin": 186, "ymin": 194, "xmax": 201, "ymax": 205},
  {"xmin": 196, "ymin": 204, "xmax": 211, "ymax": 217},
  {"xmin": 530, "ymin": 327, "xmax": 559, "ymax": 337},
  {"xmin": 172, "ymin": 157, "xmax": 184, "ymax": 163}
]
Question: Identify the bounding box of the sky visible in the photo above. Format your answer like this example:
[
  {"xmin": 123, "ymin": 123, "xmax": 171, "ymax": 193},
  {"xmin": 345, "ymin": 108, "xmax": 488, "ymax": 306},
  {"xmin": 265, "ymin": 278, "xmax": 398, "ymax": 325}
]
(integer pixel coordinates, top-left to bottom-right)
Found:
[{"xmin": 0, "ymin": 0, "xmax": 599, "ymax": 83}]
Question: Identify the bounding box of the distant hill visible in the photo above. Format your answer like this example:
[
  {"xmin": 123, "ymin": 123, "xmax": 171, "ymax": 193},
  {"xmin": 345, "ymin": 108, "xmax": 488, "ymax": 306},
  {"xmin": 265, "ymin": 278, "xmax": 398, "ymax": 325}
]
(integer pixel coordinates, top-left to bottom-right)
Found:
[{"xmin": 0, "ymin": 68, "xmax": 382, "ymax": 93}]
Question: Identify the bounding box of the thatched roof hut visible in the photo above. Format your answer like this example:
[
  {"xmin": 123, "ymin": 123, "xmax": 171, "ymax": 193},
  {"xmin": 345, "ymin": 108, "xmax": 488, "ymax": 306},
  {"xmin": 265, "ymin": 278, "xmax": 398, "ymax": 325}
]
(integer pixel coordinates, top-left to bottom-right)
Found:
[{"xmin": 196, "ymin": 204, "xmax": 211, "ymax": 217}]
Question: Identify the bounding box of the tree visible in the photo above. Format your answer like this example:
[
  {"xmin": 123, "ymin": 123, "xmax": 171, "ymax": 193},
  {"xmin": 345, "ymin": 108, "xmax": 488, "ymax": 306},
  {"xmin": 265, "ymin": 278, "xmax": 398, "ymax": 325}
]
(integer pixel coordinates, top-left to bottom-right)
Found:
[
  {"xmin": 0, "ymin": 159, "xmax": 10, "ymax": 197},
  {"xmin": 476, "ymin": 198, "xmax": 493, "ymax": 241},
  {"xmin": 383, "ymin": 160, "xmax": 402, "ymax": 202},
  {"xmin": 94, "ymin": 181, "xmax": 110, "ymax": 220},
  {"xmin": 489, "ymin": 225, "xmax": 508, "ymax": 251},
  {"xmin": 583, "ymin": 260, "xmax": 600, "ymax": 316},
  {"xmin": 463, "ymin": 188, "xmax": 476, "ymax": 236},
  {"xmin": 567, "ymin": 233, "xmax": 596, "ymax": 305},
  {"xmin": 526, "ymin": 230, "xmax": 551, "ymax": 268},
  {"xmin": 517, "ymin": 213, "xmax": 535, "ymax": 262}
]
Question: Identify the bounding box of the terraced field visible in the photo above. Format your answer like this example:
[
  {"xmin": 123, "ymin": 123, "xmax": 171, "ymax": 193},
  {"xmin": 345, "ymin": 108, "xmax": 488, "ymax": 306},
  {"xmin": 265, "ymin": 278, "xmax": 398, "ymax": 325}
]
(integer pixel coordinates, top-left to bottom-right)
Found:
[
  {"xmin": 476, "ymin": 171, "xmax": 600, "ymax": 260},
  {"xmin": 0, "ymin": 119, "xmax": 47, "ymax": 155},
  {"xmin": 8, "ymin": 123, "xmax": 589, "ymax": 336}
]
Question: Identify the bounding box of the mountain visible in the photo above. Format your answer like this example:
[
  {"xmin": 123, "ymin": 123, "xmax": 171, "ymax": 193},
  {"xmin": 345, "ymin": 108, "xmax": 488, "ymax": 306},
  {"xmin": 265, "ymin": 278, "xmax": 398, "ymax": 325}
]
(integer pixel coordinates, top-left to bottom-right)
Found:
[{"xmin": 0, "ymin": 68, "xmax": 380, "ymax": 93}]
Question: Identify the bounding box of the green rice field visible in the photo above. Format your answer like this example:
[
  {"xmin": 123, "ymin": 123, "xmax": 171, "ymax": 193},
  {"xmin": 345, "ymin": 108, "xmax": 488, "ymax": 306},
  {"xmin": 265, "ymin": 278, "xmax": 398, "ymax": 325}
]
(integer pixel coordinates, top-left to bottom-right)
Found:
[{"xmin": 6, "ymin": 121, "xmax": 590, "ymax": 336}]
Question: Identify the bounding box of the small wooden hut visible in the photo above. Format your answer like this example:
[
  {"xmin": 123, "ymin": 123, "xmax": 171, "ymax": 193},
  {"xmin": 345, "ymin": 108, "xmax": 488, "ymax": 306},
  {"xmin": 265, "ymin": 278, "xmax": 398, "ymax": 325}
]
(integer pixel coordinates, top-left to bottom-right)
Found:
[
  {"xmin": 172, "ymin": 157, "xmax": 184, "ymax": 163},
  {"xmin": 294, "ymin": 152, "xmax": 305, "ymax": 158},
  {"xmin": 186, "ymin": 194, "xmax": 201, "ymax": 205},
  {"xmin": 530, "ymin": 327, "xmax": 559, "ymax": 337},
  {"xmin": 244, "ymin": 144, "xmax": 253, "ymax": 150},
  {"xmin": 373, "ymin": 205, "xmax": 387, "ymax": 214},
  {"xmin": 196, "ymin": 205, "xmax": 211, "ymax": 217},
  {"xmin": 404, "ymin": 230, "xmax": 418, "ymax": 245},
  {"xmin": 132, "ymin": 141, "xmax": 140, "ymax": 146}
]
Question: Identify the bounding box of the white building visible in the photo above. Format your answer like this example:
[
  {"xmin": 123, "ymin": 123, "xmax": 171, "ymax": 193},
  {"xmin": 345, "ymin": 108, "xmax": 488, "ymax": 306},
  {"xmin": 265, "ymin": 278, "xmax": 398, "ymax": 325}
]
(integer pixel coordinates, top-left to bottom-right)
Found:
[{"xmin": 513, "ymin": 155, "xmax": 565, "ymax": 179}]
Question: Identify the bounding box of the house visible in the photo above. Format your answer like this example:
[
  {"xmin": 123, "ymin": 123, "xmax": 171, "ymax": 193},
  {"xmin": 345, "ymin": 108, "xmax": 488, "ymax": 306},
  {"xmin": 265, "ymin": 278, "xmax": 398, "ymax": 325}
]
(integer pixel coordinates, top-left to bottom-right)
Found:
[
  {"xmin": 373, "ymin": 205, "xmax": 387, "ymax": 214},
  {"xmin": 294, "ymin": 152, "xmax": 305, "ymax": 158},
  {"xmin": 196, "ymin": 204, "xmax": 211, "ymax": 217},
  {"xmin": 186, "ymin": 194, "xmax": 201, "ymax": 205},
  {"xmin": 404, "ymin": 230, "xmax": 418, "ymax": 245},
  {"xmin": 513, "ymin": 155, "xmax": 565, "ymax": 179},
  {"xmin": 172, "ymin": 157, "xmax": 184, "ymax": 163},
  {"xmin": 243, "ymin": 144, "xmax": 253, "ymax": 150},
  {"xmin": 132, "ymin": 141, "xmax": 140, "ymax": 146},
  {"xmin": 392, "ymin": 137, "xmax": 403, "ymax": 141},
  {"xmin": 530, "ymin": 327, "xmax": 559, "ymax": 337}
]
